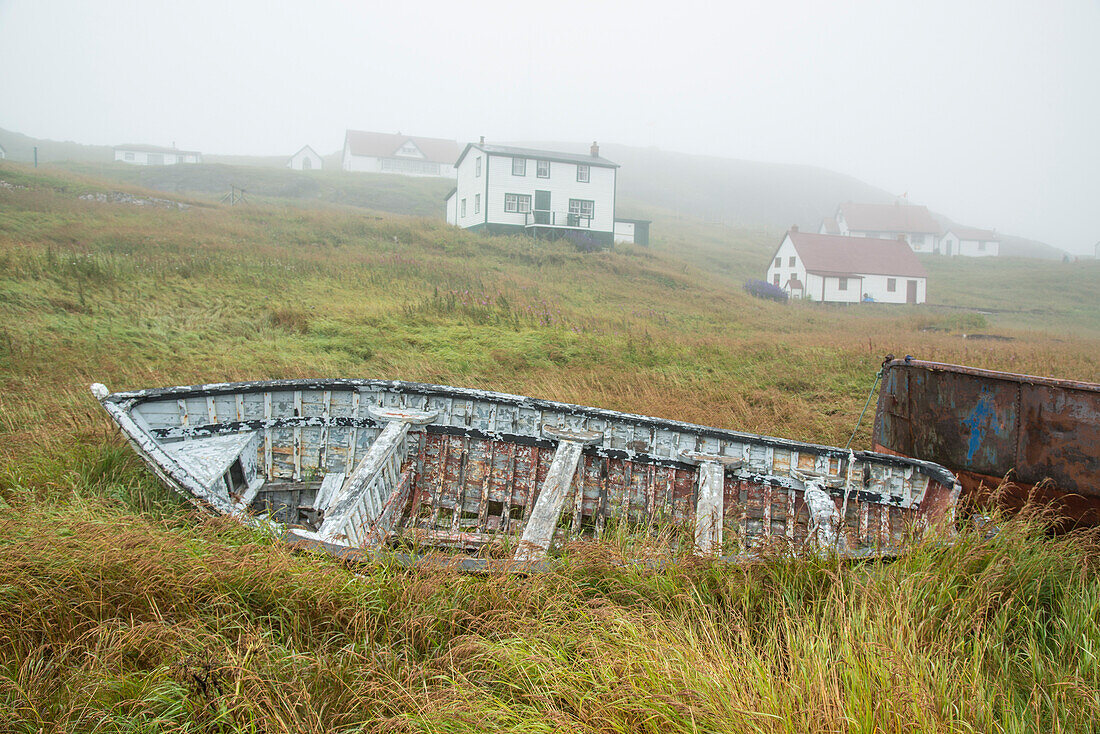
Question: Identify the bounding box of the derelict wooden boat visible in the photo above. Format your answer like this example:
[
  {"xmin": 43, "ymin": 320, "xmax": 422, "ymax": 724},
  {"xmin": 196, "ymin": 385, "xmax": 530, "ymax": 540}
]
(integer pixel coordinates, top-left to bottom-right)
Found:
[
  {"xmin": 873, "ymin": 357, "xmax": 1100, "ymax": 525},
  {"xmin": 93, "ymin": 378, "xmax": 960, "ymax": 569}
]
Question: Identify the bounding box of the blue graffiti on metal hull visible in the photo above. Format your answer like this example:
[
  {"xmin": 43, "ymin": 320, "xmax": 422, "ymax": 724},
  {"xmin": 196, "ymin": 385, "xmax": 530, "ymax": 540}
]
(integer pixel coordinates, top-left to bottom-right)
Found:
[{"xmin": 962, "ymin": 390, "xmax": 996, "ymax": 464}]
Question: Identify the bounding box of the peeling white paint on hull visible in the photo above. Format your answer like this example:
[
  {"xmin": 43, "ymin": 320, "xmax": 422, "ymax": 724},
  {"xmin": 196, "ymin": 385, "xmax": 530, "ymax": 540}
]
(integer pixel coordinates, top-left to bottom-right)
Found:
[{"xmin": 91, "ymin": 379, "xmax": 962, "ymax": 570}]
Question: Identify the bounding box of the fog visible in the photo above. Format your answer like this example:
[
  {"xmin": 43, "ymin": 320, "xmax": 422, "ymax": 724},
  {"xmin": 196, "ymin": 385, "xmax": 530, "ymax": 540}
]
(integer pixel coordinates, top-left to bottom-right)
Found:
[{"xmin": 1, "ymin": 0, "xmax": 1098, "ymax": 253}]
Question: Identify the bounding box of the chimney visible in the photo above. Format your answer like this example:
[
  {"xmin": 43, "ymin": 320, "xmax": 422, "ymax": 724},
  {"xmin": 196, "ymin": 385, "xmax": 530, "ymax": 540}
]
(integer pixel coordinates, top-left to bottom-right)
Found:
[
  {"xmin": 479, "ymin": 135, "xmax": 485, "ymax": 145},
  {"xmin": 790, "ymin": 225, "xmax": 799, "ymax": 233},
  {"xmin": 590, "ymin": 141, "xmax": 599, "ymax": 157}
]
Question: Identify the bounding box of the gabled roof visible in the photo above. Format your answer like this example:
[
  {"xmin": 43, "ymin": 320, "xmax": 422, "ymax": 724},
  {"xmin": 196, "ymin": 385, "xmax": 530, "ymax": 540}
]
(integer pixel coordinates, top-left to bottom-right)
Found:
[
  {"xmin": 945, "ymin": 226, "xmax": 998, "ymax": 242},
  {"xmin": 455, "ymin": 142, "xmax": 619, "ymax": 169},
  {"xmin": 289, "ymin": 144, "xmax": 321, "ymax": 159},
  {"xmin": 344, "ymin": 130, "xmax": 460, "ymax": 165},
  {"xmin": 114, "ymin": 143, "xmax": 201, "ymax": 155},
  {"xmin": 785, "ymin": 230, "xmax": 927, "ymax": 278},
  {"xmin": 838, "ymin": 202, "xmax": 940, "ymax": 234}
]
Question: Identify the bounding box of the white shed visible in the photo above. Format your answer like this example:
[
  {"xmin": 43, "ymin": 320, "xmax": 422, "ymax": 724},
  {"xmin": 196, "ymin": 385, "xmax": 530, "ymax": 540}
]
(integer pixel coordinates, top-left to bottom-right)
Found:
[
  {"xmin": 287, "ymin": 145, "xmax": 323, "ymax": 171},
  {"xmin": 765, "ymin": 228, "xmax": 928, "ymax": 304},
  {"xmin": 938, "ymin": 227, "xmax": 999, "ymax": 257},
  {"xmin": 113, "ymin": 144, "xmax": 201, "ymax": 166}
]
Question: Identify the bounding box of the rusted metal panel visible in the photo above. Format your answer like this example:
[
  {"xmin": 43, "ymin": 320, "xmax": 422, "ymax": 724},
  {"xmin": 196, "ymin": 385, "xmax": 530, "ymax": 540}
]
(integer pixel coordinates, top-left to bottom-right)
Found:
[{"xmin": 874, "ymin": 357, "xmax": 1100, "ymax": 511}]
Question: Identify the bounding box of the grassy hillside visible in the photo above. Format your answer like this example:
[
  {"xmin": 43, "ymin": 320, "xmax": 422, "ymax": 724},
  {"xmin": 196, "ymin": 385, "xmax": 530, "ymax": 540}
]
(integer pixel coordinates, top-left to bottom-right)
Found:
[{"xmin": 2, "ymin": 161, "xmax": 1099, "ymax": 731}]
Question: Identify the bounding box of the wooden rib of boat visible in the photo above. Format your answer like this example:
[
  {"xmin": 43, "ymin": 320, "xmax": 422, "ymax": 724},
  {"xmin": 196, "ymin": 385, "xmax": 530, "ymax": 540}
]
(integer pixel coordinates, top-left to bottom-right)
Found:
[
  {"xmin": 93, "ymin": 378, "xmax": 961, "ymax": 570},
  {"xmin": 873, "ymin": 357, "xmax": 1100, "ymax": 526}
]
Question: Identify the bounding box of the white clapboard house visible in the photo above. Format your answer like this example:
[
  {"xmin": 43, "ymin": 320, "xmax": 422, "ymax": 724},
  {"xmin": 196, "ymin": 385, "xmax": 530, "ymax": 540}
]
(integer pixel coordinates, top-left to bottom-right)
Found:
[
  {"xmin": 287, "ymin": 145, "xmax": 323, "ymax": 171},
  {"xmin": 938, "ymin": 227, "xmax": 1000, "ymax": 257},
  {"xmin": 113, "ymin": 144, "xmax": 202, "ymax": 166},
  {"xmin": 342, "ymin": 130, "xmax": 459, "ymax": 178},
  {"xmin": 445, "ymin": 140, "xmax": 620, "ymax": 246},
  {"xmin": 767, "ymin": 227, "xmax": 927, "ymax": 304},
  {"xmin": 821, "ymin": 201, "xmax": 942, "ymax": 254}
]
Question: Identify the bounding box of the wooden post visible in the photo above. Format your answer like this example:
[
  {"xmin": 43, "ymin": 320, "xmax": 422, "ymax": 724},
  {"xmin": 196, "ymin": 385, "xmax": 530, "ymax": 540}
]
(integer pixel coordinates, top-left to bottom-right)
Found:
[
  {"xmin": 514, "ymin": 425, "xmax": 602, "ymax": 563},
  {"xmin": 680, "ymin": 451, "xmax": 743, "ymax": 556}
]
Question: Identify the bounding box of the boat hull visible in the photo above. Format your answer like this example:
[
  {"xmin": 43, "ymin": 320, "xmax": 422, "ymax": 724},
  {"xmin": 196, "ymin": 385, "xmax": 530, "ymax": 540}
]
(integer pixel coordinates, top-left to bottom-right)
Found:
[
  {"xmin": 873, "ymin": 358, "xmax": 1100, "ymax": 525},
  {"xmin": 96, "ymin": 378, "xmax": 961, "ymax": 566}
]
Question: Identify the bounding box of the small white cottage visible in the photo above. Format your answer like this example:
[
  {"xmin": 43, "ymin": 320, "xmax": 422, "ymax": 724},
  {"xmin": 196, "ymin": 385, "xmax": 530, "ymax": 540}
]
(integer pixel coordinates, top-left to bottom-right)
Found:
[
  {"xmin": 342, "ymin": 130, "xmax": 459, "ymax": 178},
  {"xmin": 0, "ymin": 143, "xmax": 6, "ymax": 160},
  {"xmin": 938, "ymin": 227, "xmax": 999, "ymax": 257},
  {"xmin": 287, "ymin": 145, "xmax": 323, "ymax": 171},
  {"xmin": 445, "ymin": 140, "xmax": 619, "ymax": 246},
  {"xmin": 766, "ymin": 227, "xmax": 928, "ymax": 304},
  {"xmin": 113, "ymin": 144, "xmax": 201, "ymax": 166}
]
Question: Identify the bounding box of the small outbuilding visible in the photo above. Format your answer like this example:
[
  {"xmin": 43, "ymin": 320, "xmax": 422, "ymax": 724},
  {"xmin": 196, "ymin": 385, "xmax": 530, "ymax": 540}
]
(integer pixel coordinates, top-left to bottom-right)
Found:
[
  {"xmin": 114, "ymin": 144, "xmax": 201, "ymax": 166},
  {"xmin": 766, "ymin": 227, "xmax": 928, "ymax": 304},
  {"xmin": 614, "ymin": 218, "xmax": 651, "ymax": 245},
  {"xmin": 287, "ymin": 145, "xmax": 323, "ymax": 171},
  {"xmin": 0, "ymin": 143, "xmax": 6, "ymax": 160},
  {"xmin": 938, "ymin": 227, "xmax": 999, "ymax": 257}
]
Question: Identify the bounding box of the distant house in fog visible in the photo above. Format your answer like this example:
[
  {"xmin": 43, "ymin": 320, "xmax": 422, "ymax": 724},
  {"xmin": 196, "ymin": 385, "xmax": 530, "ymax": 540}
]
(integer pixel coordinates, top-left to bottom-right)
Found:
[
  {"xmin": 938, "ymin": 227, "xmax": 999, "ymax": 257},
  {"xmin": 821, "ymin": 201, "xmax": 941, "ymax": 254},
  {"xmin": 766, "ymin": 227, "xmax": 927, "ymax": 304},
  {"xmin": 342, "ymin": 130, "xmax": 459, "ymax": 178},
  {"xmin": 0, "ymin": 143, "xmax": 6, "ymax": 160},
  {"xmin": 114, "ymin": 144, "xmax": 201, "ymax": 166},
  {"xmin": 287, "ymin": 145, "xmax": 322, "ymax": 171}
]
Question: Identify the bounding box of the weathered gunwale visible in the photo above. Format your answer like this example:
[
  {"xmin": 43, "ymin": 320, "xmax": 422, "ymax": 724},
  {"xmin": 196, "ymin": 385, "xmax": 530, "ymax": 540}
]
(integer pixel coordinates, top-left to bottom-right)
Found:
[{"xmin": 103, "ymin": 377, "xmax": 959, "ymax": 489}]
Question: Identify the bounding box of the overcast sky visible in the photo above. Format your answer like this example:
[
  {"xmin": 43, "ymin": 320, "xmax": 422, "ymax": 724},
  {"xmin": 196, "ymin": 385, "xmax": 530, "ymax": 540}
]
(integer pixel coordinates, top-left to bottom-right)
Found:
[{"xmin": 2, "ymin": 0, "xmax": 1098, "ymax": 253}]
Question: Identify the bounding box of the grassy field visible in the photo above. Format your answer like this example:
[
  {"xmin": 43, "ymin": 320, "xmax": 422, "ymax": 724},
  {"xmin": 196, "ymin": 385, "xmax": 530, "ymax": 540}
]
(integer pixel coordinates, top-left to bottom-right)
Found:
[{"xmin": 1, "ymin": 161, "xmax": 1099, "ymax": 732}]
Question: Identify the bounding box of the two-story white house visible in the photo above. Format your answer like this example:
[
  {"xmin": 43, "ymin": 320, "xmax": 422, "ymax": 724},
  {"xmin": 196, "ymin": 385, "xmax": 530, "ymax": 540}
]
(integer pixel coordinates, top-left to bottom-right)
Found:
[
  {"xmin": 822, "ymin": 201, "xmax": 942, "ymax": 254},
  {"xmin": 113, "ymin": 144, "xmax": 202, "ymax": 166},
  {"xmin": 445, "ymin": 140, "xmax": 619, "ymax": 246},
  {"xmin": 342, "ymin": 130, "xmax": 459, "ymax": 178},
  {"xmin": 766, "ymin": 227, "xmax": 927, "ymax": 304},
  {"xmin": 938, "ymin": 227, "xmax": 1000, "ymax": 257}
]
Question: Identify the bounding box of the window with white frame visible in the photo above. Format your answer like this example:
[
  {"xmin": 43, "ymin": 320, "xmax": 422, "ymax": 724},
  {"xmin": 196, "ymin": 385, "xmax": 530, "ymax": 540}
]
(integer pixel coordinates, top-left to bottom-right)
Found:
[
  {"xmin": 512, "ymin": 157, "xmax": 526, "ymax": 176},
  {"xmin": 788, "ymin": 256, "xmax": 796, "ymax": 267},
  {"xmin": 461, "ymin": 198, "xmax": 466, "ymax": 217},
  {"xmin": 576, "ymin": 164, "xmax": 590, "ymax": 182},
  {"xmin": 838, "ymin": 277, "xmax": 848, "ymax": 291},
  {"xmin": 774, "ymin": 257, "xmax": 781, "ymax": 267},
  {"xmin": 124, "ymin": 152, "xmax": 134, "ymax": 160},
  {"xmin": 568, "ymin": 198, "xmax": 594, "ymax": 217},
  {"xmin": 475, "ymin": 157, "xmax": 481, "ymax": 177},
  {"xmin": 504, "ymin": 193, "xmax": 532, "ymax": 213},
  {"xmin": 536, "ymin": 160, "xmax": 550, "ymax": 178},
  {"xmin": 474, "ymin": 194, "xmax": 480, "ymax": 214},
  {"xmin": 887, "ymin": 278, "xmax": 896, "ymax": 292}
]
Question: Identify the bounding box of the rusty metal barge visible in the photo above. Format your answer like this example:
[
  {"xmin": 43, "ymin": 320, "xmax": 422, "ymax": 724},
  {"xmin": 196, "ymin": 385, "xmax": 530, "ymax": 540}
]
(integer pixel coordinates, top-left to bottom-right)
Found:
[
  {"xmin": 873, "ymin": 357, "xmax": 1100, "ymax": 525},
  {"xmin": 93, "ymin": 378, "xmax": 960, "ymax": 568}
]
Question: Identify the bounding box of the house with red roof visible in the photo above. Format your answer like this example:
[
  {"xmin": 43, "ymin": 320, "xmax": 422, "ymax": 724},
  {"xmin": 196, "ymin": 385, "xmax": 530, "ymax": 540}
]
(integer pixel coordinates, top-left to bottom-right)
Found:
[
  {"xmin": 766, "ymin": 227, "xmax": 927, "ymax": 304},
  {"xmin": 939, "ymin": 226, "xmax": 1000, "ymax": 257},
  {"xmin": 820, "ymin": 201, "xmax": 941, "ymax": 254},
  {"xmin": 341, "ymin": 130, "xmax": 460, "ymax": 178}
]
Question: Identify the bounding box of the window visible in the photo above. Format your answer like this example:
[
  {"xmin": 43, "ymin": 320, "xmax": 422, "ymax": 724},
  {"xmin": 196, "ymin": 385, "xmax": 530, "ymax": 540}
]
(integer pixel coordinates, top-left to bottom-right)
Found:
[
  {"xmin": 568, "ymin": 198, "xmax": 595, "ymax": 217},
  {"xmin": 461, "ymin": 198, "xmax": 466, "ymax": 217},
  {"xmin": 124, "ymin": 152, "xmax": 134, "ymax": 161},
  {"xmin": 512, "ymin": 157, "xmax": 526, "ymax": 176},
  {"xmin": 788, "ymin": 256, "xmax": 796, "ymax": 267},
  {"xmin": 504, "ymin": 193, "xmax": 532, "ymax": 213},
  {"xmin": 978, "ymin": 241, "xmax": 986, "ymax": 251},
  {"xmin": 838, "ymin": 277, "xmax": 848, "ymax": 291},
  {"xmin": 887, "ymin": 278, "xmax": 896, "ymax": 292},
  {"xmin": 476, "ymin": 157, "xmax": 481, "ymax": 177},
  {"xmin": 774, "ymin": 257, "xmax": 781, "ymax": 268},
  {"xmin": 773, "ymin": 274, "xmax": 781, "ymax": 286},
  {"xmin": 537, "ymin": 159, "xmax": 550, "ymax": 178},
  {"xmin": 576, "ymin": 164, "xmax": 590, "ymax": 182},
  {"xmin": 380, "ymin": 158, "xmax": 441, "ymax": 175},
  {"xmin": 474, "ymin": 194, "xmax": 480, "ymax": 214}
]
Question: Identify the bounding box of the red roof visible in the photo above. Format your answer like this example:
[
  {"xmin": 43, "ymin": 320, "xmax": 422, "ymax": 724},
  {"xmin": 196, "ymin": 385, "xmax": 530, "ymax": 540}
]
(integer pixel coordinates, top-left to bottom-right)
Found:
[
  {"xmin": 786, "ymin": 276, "xmax": 805, "ymax": 290},
  {"xmin": 344, "ymin": 130, "xmax": 460, "ymax": 165},
  {"xmin": 838, "ymin": 202, "xmax": 940, "ymax": 234},
  {"xmin": 787, "ymin": 230, "xmax": 927, "ymax": 278}
]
